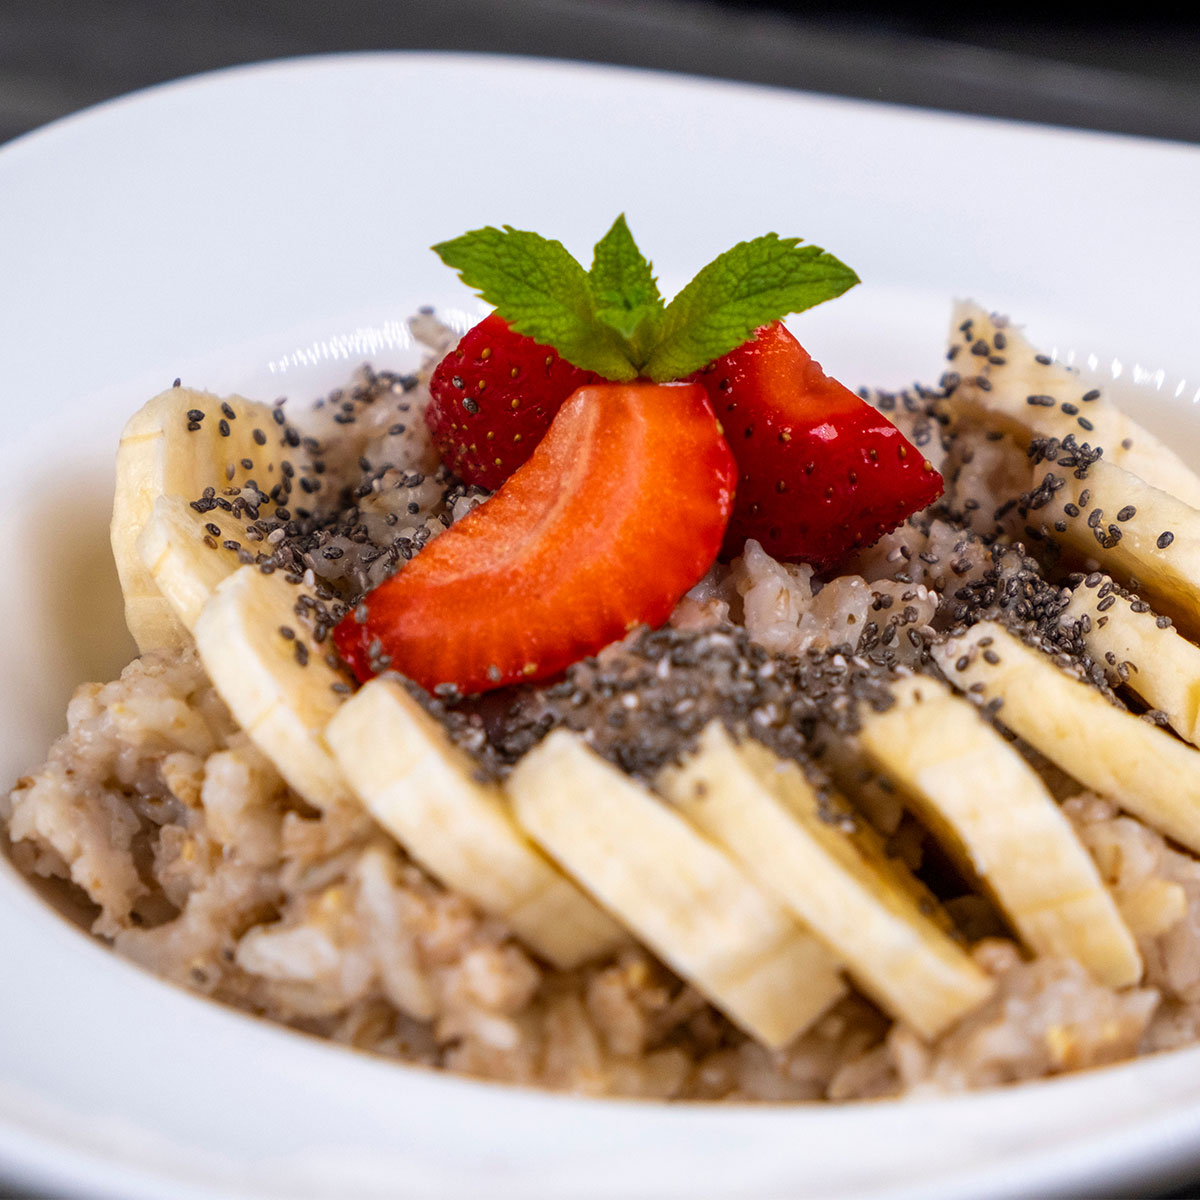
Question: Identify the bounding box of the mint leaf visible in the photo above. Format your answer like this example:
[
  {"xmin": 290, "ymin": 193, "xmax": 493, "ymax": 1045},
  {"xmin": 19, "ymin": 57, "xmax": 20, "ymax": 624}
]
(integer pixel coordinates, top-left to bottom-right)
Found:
[
  {"xmin": 433, "ymin": 221, "xmax": 861, "ymax": 385},
  {"xmin": 432, "ymin": 225, "xmax": 638, "ymax": 380},
  {"xmin": 588, "ymin": 215, "xmax": 664, "ymax": 365},
  {"xmin": 589, "ymin": 215, "xmax": 662, "ymax": 317},
  {"xmin": 643, "ymin": 235, "xmax": 860, "ymax": 382}
]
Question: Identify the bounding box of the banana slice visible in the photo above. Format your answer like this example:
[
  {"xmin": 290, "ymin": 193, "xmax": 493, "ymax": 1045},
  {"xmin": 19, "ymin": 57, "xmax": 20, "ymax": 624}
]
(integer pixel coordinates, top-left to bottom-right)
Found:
[
  {"xmin": 932, "ymin": 622, "xmax": 1200, "ymax": 855},
  {"xmin": 111, "ymin": 387, "xmax": 298, "ymax": 652},
  {"xmin": 856, "ymin": 675, "xmax": 1142, "ymax": 988},
  {"xmin": 658, "ymin": 722, "xmax": 992, "ymax": 1039},
  {"xmin": 1031, "ymin": 458, "xmax": 1200, "ymax": 638},
  {"xmin": 325, "ymin": 679, "xmax": 626, "ymax": 969},
  {"xmin": 193, "ymin": 565, "xmax": 351, "ymax": 812},
  {"xmin": 137, "ymin": 494, "xmax": 249, "ymax": 633},
  {"xmin": 1062, "ymin": 574, "xmax": 1200, "ymax": 747},
  {"xmin": 945, "ymin": 302, "xmax": 1200, "ymax": 506},
  {"xmin": 509, "ymin": 729, "xmax": 846, "ymax": 1048}
]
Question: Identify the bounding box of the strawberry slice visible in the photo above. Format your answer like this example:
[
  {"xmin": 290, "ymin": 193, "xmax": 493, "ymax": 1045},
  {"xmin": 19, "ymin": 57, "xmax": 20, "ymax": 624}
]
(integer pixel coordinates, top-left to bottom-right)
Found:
[
  {"xmin": 426, "ymin": 313, "xmax": 602, "ymax": 489},
  {"xmin": 335, "ymin": 382, "xmax": 736, "ymax": 694},
  {"xmin": 691, "ymin": 322, "xmax": 943, "ymax": 567}
]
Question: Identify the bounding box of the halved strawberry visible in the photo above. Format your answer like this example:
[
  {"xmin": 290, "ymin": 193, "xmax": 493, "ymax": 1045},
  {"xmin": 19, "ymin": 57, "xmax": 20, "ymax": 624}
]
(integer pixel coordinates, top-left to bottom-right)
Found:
[
  {"xmin": 691, "ymin": 322, "xmax": 943, "ymax": 567},
  {"xmin": 335, "ymin": 382, "xmax": 736, "ymax": 694},
  {"xmin": 426, "ymin": 313, "xmax": 601, "ymax": 490}
]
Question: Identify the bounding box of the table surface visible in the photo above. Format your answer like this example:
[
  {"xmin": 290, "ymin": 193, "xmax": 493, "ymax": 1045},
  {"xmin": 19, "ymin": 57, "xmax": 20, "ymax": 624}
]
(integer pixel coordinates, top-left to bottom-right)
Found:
[{"xmin": 1, "ymin": 3, "xmax": 1199, "ymax": 1198}]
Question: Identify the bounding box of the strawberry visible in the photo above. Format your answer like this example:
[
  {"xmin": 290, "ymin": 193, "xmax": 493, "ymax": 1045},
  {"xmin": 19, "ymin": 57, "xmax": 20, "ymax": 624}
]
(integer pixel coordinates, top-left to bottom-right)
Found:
[
  {"xmin": 334, "ymin": 381, "xmax": 736, "ymax": 694},
  {"xmin": 691, "ymin": 322, "xmax": 943, "ymax": 566},
  {"xmin": 425, "ymin": 313, "xmax": 601, "ymax": 489}
]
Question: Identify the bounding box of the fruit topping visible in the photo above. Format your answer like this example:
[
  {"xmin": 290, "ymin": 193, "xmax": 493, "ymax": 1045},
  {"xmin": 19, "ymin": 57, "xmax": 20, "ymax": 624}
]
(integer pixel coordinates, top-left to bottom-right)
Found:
[
  {"xmin": 333, "ymin": 381, "xmax": 736, "ymax": 693},
  {"xmin": 338, "ymin": 217, "xmax": 945, "ymax": 694},
  {"xmin": 426, "ymin": 312, "xmax": 601, "ymax": 489},
  {"xmin": 690, "ymin": 321, "xmax": 945, "ymax": 566}
]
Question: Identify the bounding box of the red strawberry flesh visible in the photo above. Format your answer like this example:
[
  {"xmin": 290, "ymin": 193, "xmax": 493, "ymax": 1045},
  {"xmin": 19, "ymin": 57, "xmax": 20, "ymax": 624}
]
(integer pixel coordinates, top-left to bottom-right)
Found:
[
  {"xmin": 335, "ymin": 381, "xmax": 736, "ymax": 694},
  {"xmin": 425, "ymin": 312, "xmax": 601, "ymax": 490},
  {"xmin": 691, "ymin": 322, "xmax": 943, "ymax": 567}
]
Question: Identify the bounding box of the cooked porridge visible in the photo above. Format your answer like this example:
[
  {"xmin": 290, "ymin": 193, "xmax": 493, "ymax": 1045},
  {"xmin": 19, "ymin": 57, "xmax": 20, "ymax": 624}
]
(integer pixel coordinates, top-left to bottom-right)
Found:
[{"xmin": 9, "ymin": 222, "xmax": 1200, "ymax": 1100}]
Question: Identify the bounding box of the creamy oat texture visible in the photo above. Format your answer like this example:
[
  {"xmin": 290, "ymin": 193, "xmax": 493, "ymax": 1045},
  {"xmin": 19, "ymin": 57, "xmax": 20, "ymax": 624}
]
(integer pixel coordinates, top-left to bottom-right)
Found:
[
  {"xmin": 8, "ymin": 583, "xmax": 1199, "ymax": 1100},
  {"xmin": 8, "ymin": 310, "xmax": 1200, "ymax": 1100}
]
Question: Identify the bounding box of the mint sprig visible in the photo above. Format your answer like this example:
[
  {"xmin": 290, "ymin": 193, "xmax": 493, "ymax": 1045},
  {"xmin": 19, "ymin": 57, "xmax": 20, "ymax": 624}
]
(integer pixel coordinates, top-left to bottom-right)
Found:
[
  {"xmin": 588, "ymin": 214, "xmax": 664, "ymax": 367},
  {"xmin": 644, "ymin": 235, "xmax": 858, "ymax": 382},
  {"xmin": 431, "ymin": 225, "xmax": 638, "ymax": 380},
  {"xmin": 432, "ymin": 215, "xmax": 859, "ymax": 382}
]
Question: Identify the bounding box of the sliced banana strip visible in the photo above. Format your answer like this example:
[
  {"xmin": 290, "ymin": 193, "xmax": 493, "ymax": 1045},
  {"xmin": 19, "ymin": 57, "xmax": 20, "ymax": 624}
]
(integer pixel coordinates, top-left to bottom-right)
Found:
[
  {"xmin": 509, "ymin": 729, "xmax": 846, "ymax": 1048},
  {"xmin": 856, "ymin": 675, "xmax": 1142, "ymax": 989},
  {"xmin": 137, "ymin": 494, "xmax": 248, "ymax": 633},
  {"xmin": 111, "ymin": 387, "xmax": 297, "ymax": 652},
  {"xmin": 1032, "ymin": 459, "xmax": 1200, "ymax": 638},
  {"xmin": 325, "ymin": 678, "xmax": 626, "ymax": 969},
  {"xmin": 945, "ymin": 301, "xmax": 1200, "ymax": 506},
  {"xmin": 932, "ymin": 622, "xmax": 1200, "ymax": 856},
  {"xmin": 193, "ymin": 565, "xmax": 351, "ymax": 812},
  {"xmin": 1062, "ymin": 574, "xmax": 1200, "ymax": 747},
  {"xmin": 658, "ymin": 722, "xmax": 992, "ymax": 1039}
]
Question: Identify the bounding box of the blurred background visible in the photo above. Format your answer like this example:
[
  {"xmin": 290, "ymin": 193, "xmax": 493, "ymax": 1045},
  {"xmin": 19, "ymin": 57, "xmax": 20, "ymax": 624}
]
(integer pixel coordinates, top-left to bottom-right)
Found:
[{"xmin": 1, "ymin": 0, "xmax": 1199, "ymax": 146}]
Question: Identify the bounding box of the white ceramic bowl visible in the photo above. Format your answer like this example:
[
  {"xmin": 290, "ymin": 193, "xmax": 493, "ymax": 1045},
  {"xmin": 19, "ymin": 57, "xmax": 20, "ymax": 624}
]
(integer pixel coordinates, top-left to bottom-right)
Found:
[{"xmin": 2, "ymin": 52, "xmax": 1200, "ymax": 1200}]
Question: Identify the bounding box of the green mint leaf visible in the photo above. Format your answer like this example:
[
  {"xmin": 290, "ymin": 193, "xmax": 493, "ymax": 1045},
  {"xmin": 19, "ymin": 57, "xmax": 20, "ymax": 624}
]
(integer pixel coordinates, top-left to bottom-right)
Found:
[
  {"xmin": 587, "ymin": 214, "xmax": 664, "ymax": 364},
  {"xmin": 432, "ymin": 225, "xmax": 638, "ymax": 380},
  {"xmin": 589, "ymin": 215, "xmax": 662, "ymax": 316},
  {"xmin": 643, "ymin": 235, "xmax": 860, "ymax": 382}
]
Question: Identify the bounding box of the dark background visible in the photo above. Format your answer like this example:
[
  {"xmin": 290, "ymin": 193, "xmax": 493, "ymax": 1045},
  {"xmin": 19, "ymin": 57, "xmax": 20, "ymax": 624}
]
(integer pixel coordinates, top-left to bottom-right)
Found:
[
  {"xmin": 1, "ymin": 0, "xmax": 1199, "ymax": 147},
  {"xmin": 2, "ymin": 2, "xmax": 1199, "ymax": 1198}
]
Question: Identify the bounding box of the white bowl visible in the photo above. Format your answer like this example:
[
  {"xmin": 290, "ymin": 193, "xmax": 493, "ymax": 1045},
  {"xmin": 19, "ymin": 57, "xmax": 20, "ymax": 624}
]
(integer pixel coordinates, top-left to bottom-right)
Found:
[{"xmin": 2, "ymin": 52, "xmax": 1200, "ymax": 1200}]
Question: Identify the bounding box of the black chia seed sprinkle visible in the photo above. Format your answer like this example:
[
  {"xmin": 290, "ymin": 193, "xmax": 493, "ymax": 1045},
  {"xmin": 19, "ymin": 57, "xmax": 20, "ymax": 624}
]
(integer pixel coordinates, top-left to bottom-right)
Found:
[
  {"xmin": 425, "ymin": 625, "xmax": 902, "ymax": 787},
  {"xmin": 174, "ymin": 320, "xmax": 1148, "ymax": 814}
]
